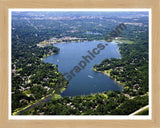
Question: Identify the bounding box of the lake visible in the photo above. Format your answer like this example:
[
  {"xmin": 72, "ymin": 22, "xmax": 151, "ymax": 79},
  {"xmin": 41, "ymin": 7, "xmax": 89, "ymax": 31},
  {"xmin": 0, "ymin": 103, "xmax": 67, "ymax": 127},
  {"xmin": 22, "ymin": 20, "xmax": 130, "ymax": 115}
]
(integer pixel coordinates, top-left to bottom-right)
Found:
[{"xmin": 43, "ymin": 41, "xmax": 123, "ymax": 97}]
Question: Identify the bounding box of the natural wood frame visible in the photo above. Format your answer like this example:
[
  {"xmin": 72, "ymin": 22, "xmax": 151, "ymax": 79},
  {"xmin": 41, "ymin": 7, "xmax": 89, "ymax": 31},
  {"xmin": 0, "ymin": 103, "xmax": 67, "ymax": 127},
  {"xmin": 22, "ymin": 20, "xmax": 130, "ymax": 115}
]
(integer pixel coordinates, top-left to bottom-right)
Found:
[{"xmin": 0, "ymin": 0, "xmax": 160, "ymax": 127}]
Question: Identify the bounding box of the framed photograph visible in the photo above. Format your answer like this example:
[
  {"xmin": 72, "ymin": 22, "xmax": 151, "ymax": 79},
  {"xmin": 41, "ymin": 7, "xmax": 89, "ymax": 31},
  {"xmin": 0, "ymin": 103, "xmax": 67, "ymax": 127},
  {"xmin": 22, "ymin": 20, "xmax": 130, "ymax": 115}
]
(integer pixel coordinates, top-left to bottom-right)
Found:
[{"xmin": 0, "ymin": 0, "xmax": 160, "ymax": 128}]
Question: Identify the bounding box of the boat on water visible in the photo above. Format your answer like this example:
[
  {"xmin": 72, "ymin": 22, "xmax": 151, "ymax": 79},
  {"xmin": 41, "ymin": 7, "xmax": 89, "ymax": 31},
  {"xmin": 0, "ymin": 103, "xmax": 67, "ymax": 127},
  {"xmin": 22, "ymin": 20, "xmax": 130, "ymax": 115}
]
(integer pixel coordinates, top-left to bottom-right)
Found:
[{"xmin": 88, "ymin": 75, "xmax": 94, "ymax": 78}]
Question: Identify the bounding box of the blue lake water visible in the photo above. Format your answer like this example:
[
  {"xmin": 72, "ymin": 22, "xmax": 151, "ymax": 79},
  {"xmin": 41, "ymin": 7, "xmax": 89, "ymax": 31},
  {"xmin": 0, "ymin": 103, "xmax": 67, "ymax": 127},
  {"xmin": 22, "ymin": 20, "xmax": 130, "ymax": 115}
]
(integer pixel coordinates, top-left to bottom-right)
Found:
[{"xmin": 43, "ymin": 41, "xmax": 123, "ymax": 97}]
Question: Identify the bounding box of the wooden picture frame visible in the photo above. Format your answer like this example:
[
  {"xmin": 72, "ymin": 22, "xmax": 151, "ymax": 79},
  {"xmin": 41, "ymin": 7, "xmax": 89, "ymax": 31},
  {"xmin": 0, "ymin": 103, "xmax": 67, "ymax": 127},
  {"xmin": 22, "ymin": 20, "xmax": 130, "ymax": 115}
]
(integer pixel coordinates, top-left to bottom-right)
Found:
[{"xmin": 0, "ymin": 0, "xmax": 160, "ymax": 127}]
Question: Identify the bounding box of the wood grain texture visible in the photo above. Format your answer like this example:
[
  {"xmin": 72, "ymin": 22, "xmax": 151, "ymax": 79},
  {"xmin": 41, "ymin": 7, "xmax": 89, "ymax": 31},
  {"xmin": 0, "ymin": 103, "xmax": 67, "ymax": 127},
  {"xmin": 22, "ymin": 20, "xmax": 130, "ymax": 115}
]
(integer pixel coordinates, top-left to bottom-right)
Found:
[{"xmin": 0, "ymin": 0, "xmax": 160, "ymax": 128}]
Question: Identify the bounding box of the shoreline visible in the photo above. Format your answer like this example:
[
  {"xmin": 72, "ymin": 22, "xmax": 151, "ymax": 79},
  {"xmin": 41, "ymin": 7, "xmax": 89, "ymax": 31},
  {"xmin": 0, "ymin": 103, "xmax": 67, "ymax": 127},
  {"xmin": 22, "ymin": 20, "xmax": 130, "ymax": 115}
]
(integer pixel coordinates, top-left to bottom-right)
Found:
[
  {"xmin": 51, "ymin": 39, "xmax": 120, "ymax": 46},
  {"xmin": 12, "ymin": 50, "xmax": 68, "ymax": 115},
  {"xmin": 93, "ymin": 68, "xmax": 125, "ymax": 87},
  {"xmin": 40, "ymin": 52, "xmax": 58, "ymax": 61},
  {"xmin": 41, "ymin": 39, "xmax": 125, "ymax": 99}
]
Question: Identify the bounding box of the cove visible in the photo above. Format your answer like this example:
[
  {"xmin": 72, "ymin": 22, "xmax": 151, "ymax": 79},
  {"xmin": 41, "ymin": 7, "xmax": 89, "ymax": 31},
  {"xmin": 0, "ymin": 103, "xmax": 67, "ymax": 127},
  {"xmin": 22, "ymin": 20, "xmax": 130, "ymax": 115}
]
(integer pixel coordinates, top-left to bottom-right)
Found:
[{"xmin": 43, "ymin": 41, "xmax": 123, "ymax": 97}]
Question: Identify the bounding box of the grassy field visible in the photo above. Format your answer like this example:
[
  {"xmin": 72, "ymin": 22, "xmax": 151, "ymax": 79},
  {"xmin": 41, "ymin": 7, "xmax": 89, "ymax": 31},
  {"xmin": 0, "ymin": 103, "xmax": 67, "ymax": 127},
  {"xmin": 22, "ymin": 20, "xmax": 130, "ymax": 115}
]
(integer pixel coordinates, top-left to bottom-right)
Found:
[
  {"xmin": 114, "ymin": 39, "xmax": 134, "ymax": 44},
  {"xmin": 135, "ymin": 107, "xmax": 149, "ymax": 115}
]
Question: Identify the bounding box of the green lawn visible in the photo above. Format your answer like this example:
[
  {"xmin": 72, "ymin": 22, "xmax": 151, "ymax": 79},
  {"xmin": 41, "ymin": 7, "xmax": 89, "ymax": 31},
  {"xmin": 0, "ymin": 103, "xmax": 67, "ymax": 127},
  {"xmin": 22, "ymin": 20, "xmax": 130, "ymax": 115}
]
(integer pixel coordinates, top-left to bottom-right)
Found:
[{"xmin": 135, "ymin": 107, "xmax": 149, "ymax": 115}]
